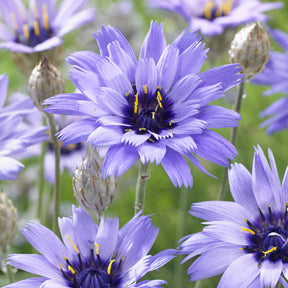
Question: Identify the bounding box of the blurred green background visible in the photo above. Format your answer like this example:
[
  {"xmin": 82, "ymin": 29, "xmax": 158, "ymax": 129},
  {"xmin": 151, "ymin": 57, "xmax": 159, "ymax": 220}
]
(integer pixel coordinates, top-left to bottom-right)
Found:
[{"xmin": 0, "ymin": 0, "xmax": 288, "ymax": 287}]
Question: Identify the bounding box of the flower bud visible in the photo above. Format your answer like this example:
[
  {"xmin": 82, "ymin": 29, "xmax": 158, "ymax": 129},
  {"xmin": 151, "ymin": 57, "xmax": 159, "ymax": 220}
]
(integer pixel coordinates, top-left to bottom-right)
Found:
[
  {"xmin": 28, "ymin": 57, "xmax": 65, "ymax": 110},
  {"xmin": 229, "ymin": 22, "xmax": 270, "ymax": 80},
  {"xmin": 73, "ymin": 146, "xmax": 117, "ymax": 215},
  {"xmin": 0, "ymin": 191, "xmax": 18, "ymax": 249}
]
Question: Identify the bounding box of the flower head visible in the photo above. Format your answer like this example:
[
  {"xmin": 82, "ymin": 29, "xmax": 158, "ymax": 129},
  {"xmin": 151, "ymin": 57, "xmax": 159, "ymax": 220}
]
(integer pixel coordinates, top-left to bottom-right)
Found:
[
  {"xmin": 150, "ymin": 0, "xmax": 282, "ymax": 36},
  {"xmin": 252, "ymin": 28, "xmax": 288, "ymax": 134},
  {"xmin": 44, "ymin": 21, "xmax": 243, "ymax": 188},
  {"xmin": 179, "ymin": 145, "xmax": 288, "ymax": 287},
  {"xmin": 4, "ymin": 206, "xmax": 175, "ymax": 288},
  {"xmin": 0, "ymin": 74, "xmax": 48, "ymax": 180},
  {"xmin": 0, "ymin": 0, "xmax": 95, "ymax": 53}
]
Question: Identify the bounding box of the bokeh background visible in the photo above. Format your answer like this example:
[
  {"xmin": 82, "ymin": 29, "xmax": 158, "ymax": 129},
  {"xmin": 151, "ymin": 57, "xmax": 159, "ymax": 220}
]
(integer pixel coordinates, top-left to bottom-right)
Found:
[{"xmin": 0, "ymin": 0, "xmax": 287, "ymax": 287}]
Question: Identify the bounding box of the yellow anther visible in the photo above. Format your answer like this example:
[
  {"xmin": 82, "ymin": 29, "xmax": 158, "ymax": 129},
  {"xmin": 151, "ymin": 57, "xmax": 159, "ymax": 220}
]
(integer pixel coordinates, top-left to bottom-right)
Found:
[
  {"xmin": 139, "ymin": 128, "xmax": 146, "ymax": 131},
  {"xmin": 63, "ymin": 256, "xmax": 67, "ymax": 261},
  {"xmin": 203, "ymin": 0, "xmax": 215, "ymax": 19},
  {"xmin": 42, "ymin": 4, "xmax": 49, "ymax": 30},
  {"xmin": 94, "ymin": 242, "xmax": 99, "ymax": 255},
  {"xmin": 22, "ymin": 23, "xmax": 29, "ymax": 39},
  {"xmin": 33, "ymin": 20, "xmax": 40, "ymax": 36},
  {"xmin": 151, "ymin": 112, "xmax": 155, "ymax": 119},
  {"xmin": 18, "ymin": 6, "xmax": 27, "ymax": 22},
  {"xmin": 125, "ymin": 91, "xmax": 131, "ymax": 97},
  {"xmin": 169, "ymin": 120, "xmax": 173, "ymax": 126},
  {"xmin": 125, "ymin": 129, "xmax": 132, "ymax": 132},
  {"xmin": 156, "ymin": 86, "xmax": 161, "ymax": 90},
  {"xmin": 66, "ymin": 235, "xmax": 79, "ymax": 254},
  {"xmin": 68, "ymin": 265, "xmax": 76, "ymax": 274},
  {"xmin": 148, "ymin": 138, "xmax": 155, "ymax": 143},
  {"xmin": 222, "ymin": 0, "xmax": 232, "ymax": 15},
  {"xmin": 107, "ymin": 259, "xmax": 116, "ymax": 275},
  {"xmin": 134, "ymin": 93, "xmax": 138, "ymax": 114},
  {"xmin": 241, "ymin": 227, "xmax": 255, "ymax": 235},
  {"xmin": 143, "ymin": 85, "xmax": 148, "ymax": 94},
  {"xmin": 59, "ymin": 264, "xmax": 62, "ymax": 269},
  {"xmin": 263, "ymin": 246, "xmax": 277, "ymax": 257},
  {"xmin": 239, "ymin": 247, "xmax": 244, "ymax": 250},
  {"xmin": 33, "ymin": 4, "xmax": 39, "ymax": 19},
  {"xmin": 156, "ymin": 91, "xmax": 163, "ymax": 108},
  {"xmin": 10, "ymin": 13, "xmax": 18, "ymax": 30}
]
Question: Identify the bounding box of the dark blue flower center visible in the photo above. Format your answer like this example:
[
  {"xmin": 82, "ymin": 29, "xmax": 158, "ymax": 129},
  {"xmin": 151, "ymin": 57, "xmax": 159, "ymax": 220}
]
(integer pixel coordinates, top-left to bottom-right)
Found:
[
  {"xmin": 60, "ymin": 240, "xmax": 123, "ymax": 288},
  {"xmin": 124, "ymin": 84, "xmax": 176, "ymax": 142},
  {"xmin": 12, "ymin": 4, "xmax": 53, "ymax": 47},
  {"xmin": 242, "ymin": 205, "xmax": 288, "ymax": 265},
  {"xmin": 200, "ymin": 0, "xmax": 232, "ymax": 20},
  {"xmin": 48, "ymin": 142, "xmax": 83, "ymax": 156}
]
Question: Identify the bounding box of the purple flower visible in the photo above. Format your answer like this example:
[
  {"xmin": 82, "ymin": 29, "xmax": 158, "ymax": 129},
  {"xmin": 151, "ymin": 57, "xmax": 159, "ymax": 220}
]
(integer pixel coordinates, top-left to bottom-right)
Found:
[
  {"xmin": 252, "ymin": 28, "xmax": 288, "ymax": 134},
  {"xmin": 44, "ymin": 21, "xmax": 243, "ymax": 188},
  {"xmin": 178, "ymin": 145, "xmax": 288, "ymax": 287},
  {"xmin": 149, "ymin": 0, "xmax": 282, "ymax": 36},
  {"xmin": 0, "ymin": 74, "xmax": 48, "ymax": 180},
  {"xmin": 0, "ymin": 0, "xmax": 95, "ymax": 53},
  {"xmin": 4, "ymin": 206, "xmax": 175, "ymax": 288}
]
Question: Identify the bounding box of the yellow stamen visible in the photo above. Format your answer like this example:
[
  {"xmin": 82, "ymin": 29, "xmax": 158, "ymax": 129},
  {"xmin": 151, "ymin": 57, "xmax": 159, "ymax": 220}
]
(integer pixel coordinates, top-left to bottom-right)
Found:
[
  {"xmin": 134, "ymin": 93, "xmax": 138, "ymax": 114},
  {"xmin": 169, "ymin": 120, "xmax": 173, "ymax": 126},
  {"xmin": 222, "ymin": 0, "xmax": 232, "ymax": 15},
  {"xmin": 156, "ymin": 86, "xmax": 161, "ymax": 90},
  {"xmin": 203, "ymin": 0, "xmax": 215, "ymax": 19},
  {"xmin": 33, "ymin": 4, "xmax": 39, "ymax": 18},
  {"xmin": 18, "ymin": 6, "xmax": 27, "ymax": 22},
  {"xmin": 151, "ymin": 112, "xmax": 155, "ymax": 119},
  {"xmin": 107, "ymin": 259, "xmax": 116, "ymax": 275},
  {"xmin": 125, "ymin": 91, "xmax": 131, "ymax": 97},
  {"xmin": 59, "ymin": 264, "xmax": 62, "ymax": 269},
  {"xmin": 63, "ymin": 256, "xmax": 67, "ymax": 261},
  {"xmin": 66, "ymin": 235, "xmax": 79, "ymax": 254},
  {"xmin": 94, "ymin": 242, "xmax": 99, "ymax": 255},
  {"xmin": 125, "ymin": 129, "xmax": 132, "ymax": 132},
  {"xmin": 156, "ymin": 91, "xmax": 163, "ymax": 108},
  {"xmin": 139, "ymin": 128, "xmax": 146, "ymax": 131},
  {"xmin": 148, "ymin": 138, "xmax": 155, "ymax": 143},
  {"xmin": 33, "ymin": 20, "xmax": 40, "ymax": 36},
  {"xmin": 43, "ymin": 4, "xmax": 49, "ymax": 30},
  {"xmin": 68, "ymin": 265, "xmax": 76, "ymax": 274},
  {"xmin": 241, "ymin": 227, "xmax": 255, "ymax": 235},
  {"xmin": 143, "ymin": 85, "xmax": 148, "ymax": 94},
  {"xmin": 239, "ymin": 247, "xmax": 244, "ymax": 250},
  {"xmin": 23, "ymin": 23, "xmax": 29, "ymax": 39},
  {"xmin": 263, "ymin": 246, "xmax": 277, "ymax": 257},
  {"xmin": 10, "ymin": 13, "xmax": 18, "ymax": 30}
]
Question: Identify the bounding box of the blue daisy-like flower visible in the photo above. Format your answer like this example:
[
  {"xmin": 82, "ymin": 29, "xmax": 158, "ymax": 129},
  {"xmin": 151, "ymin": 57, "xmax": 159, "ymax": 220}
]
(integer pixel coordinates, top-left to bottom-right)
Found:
[
  {"xmin": 44, "ymin": 21, "xmax": 243, "ymax": 188},
  {"xmin": 253, "ymin": 28, "xmax": 288, "ymax": 134},
  {"xmin": 0, "ymin": 74, "xmax": 48, "ymax": 180},
  {"xmin": 4, "ymin": 206, "xmax": 175, "ymax": 288},
  {"xmin": 0, "ymin": 0, "xmax": 95, "ymax": 53},
  {"xmin": 149, "ymin": 0, "xmax": 282, "ymax": 36},
  {"xmin": 178, "ymin": 145, "xmax": 288, "ymax": 287}
]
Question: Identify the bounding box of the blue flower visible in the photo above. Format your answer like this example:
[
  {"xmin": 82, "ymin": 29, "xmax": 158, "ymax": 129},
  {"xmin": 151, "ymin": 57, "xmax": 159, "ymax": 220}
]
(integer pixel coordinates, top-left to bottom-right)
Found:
[
  {"xmin": 178, "ymin": 145, "xmax": 288, "ymax": 287},
  {"xmin": 253, "ymin": 28, "xmax": 288, "ymax": 134},
  {"xmin": 149, "ymin": 0, "xmax": 282, "ymax": 36},
  {"xmin": 44, "ymin": 21, "xmax": 242, "ymax": 188},
  {"xmin": 0, "ymin": 74, "xmax": 48, "ymax": 180},
  {"xmin": 0, "ymin": 0, "xmax": 95, "ymax": 53},
  {"xmin": 4, "ymin": 206, "xmax": 175, "ymax": 288}
]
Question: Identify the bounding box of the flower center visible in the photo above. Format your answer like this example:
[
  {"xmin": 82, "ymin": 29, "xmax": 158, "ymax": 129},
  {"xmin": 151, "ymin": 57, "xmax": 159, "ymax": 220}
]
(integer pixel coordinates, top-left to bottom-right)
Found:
[
  {"xmin": 241, "ymin": 205, "xmax": 288, "ymax": 266},
  {"xmin": 59, "ymin": 237, "xmax": 123, "ymax": 288},
  {"xmin": 125, "ymin": 84, "xmax": 176, "ymax": 142},
  {"xmin": 12, "ymin": 4, "xmax": 53, "ymax": 47},
  {"xmin": 201, "ymin": 0, "xmax": 233, "ymax": 20}
]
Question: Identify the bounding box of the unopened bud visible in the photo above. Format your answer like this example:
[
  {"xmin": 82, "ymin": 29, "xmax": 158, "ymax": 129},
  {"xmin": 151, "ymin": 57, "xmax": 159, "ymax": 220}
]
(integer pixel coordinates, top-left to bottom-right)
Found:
[
  {"xmin": 0, "ymin": 192, "xmax": 18, "ymax": 250},
  {"xmin": 73, "ymin": 146, "xmax": 117, "ymax": 215},
  {"xmin": 229, "ymin": 22, "xmax": 270, "ymax": 80},
  {"xmin": 28, "ymin": 57, "xmax": 65, "ymax": 110}
]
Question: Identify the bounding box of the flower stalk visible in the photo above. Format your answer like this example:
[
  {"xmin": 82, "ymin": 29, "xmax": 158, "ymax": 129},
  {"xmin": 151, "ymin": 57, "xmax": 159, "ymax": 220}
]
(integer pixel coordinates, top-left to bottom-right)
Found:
[
  {"xmin": 45, "ymin": 113, "xmax": 61, "ymax": 234},
  {"xmin": 135, "ymin": 162, "xmax": 150, "ymax": 214},
  {"xmin": 218, "ymin": 80, "xmax": 245, "ymax": 201}
]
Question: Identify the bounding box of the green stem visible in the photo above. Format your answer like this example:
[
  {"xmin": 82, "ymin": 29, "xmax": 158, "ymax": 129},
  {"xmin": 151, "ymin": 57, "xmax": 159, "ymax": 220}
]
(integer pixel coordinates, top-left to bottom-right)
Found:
[
  {"xmin": 134, "ymin": 162, "xmax": 150, "ymax": 215},
  {"xmin": 37, "ymin": 116, "xmax": 47, "ymax": 222},
  {"xmin": 2, "ymin": 247, "xmax": 14, "ymax": 284},
  {"xmin": 45, "ymin": 113, "xmax": 61, "ymax": 234},
  {"xmin": 217, "ymin": 80, "xmax": 245, "ymax": 201}
]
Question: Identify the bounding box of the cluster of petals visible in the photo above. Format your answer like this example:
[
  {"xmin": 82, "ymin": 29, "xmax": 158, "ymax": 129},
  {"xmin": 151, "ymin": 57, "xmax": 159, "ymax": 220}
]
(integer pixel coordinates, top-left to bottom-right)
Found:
[
  {"xmin": 149, "ymin": 0, "xmax": 282, "ymax": 36},
  {"xmin": 0, "ymin": 74, "xmax": 48, "ymax": 180},
  {"xmin": 179, "ymin": 145, "xmax": 288, "ymax": 287},
  {"xmin": 0, "ymin": 0, "xmax": 95, "ymax": 53},
  {"xmin": 44, "ymin": 21, "xmax": 243, "ymax": 188},
  {"xmin": 5, "ymin": 205, "xmax": 175, "ymax": 288}
]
